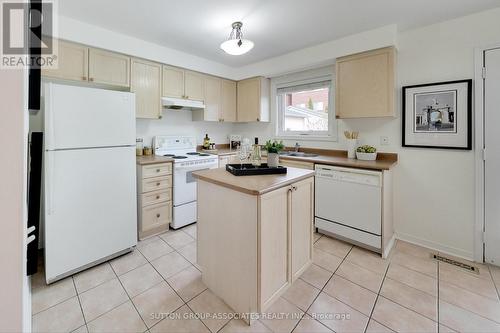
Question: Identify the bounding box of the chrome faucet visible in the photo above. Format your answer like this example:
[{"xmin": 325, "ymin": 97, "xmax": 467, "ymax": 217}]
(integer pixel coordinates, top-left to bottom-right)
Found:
[{"xmin": 294, "ymin": 142, "xmax": 300, "ymax": 152}]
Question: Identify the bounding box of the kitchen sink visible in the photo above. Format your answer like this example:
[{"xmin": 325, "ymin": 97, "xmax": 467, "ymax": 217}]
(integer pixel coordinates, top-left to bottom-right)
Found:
[{"xmin": 280, "ymin": 152, "xmax": 319, "ymax": 158}]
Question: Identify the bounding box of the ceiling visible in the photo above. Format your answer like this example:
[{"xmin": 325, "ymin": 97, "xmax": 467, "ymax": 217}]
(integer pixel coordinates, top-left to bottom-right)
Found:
[{"xmin": 59, "ymin": 0, "xmax": 500, "ymax": 67}]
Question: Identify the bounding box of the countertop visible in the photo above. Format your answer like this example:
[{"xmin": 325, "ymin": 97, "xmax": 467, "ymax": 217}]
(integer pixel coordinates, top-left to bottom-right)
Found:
[
  {"xmin": 192, "ymin": 167, "xmax": 315, "ymax": 195},
  {"xmin": 279, "ymin": 153, "xmax": 397, "ymax": 171},
  {"xmin": 199, "ymin": 145, "xmax": 398, "ymax": 171},
  {"xmin": 136, "ymin": 155, "xmax": 174, "ymax": 165}
]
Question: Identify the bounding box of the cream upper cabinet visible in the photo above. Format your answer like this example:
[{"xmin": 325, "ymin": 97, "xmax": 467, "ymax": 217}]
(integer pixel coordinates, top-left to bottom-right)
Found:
[
  {"xmin": 184, "ymin": 71, "xmax": 205, "ymax": 101},
  {"xmin": 335, "ymin": 46, "xmax": 396, "ymax": 118},
  {"xmin": 201, "ymin": 75, "xmax": 221, "ymax": 122},
  {"xmin": 42, "ymin": 40, "xmax": 88, "ymax": 82},
  {"xmin": 131, "ymin": 58, "xmax": 162, "ymax": 119},
  {"xmin": 193, "ymin": 76, "xmax": 238, "ymax": 122},
  {"xmin": 162, "ymin": 65, "xmax": 185, "ymax": 98},
  {"xmin": 237, "ymin": 77, "xmax": 270, "ymax": 122},
  {"xmin": 88, "ymin": 49, "xmax": 130, "ymax": 87},
  {"xmin": 221, "ymin": 79, "xmax": 237, "ymax": 122}
]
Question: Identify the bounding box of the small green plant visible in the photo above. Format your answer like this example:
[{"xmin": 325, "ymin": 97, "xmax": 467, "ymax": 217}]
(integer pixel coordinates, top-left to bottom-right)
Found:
[
  {"xmin": 356, "ymin": 145, "xmax": 377, "ymax": 153},
  {"xmin": 264, "ymin": 140, "xmax": 285, "ymax": 154}
]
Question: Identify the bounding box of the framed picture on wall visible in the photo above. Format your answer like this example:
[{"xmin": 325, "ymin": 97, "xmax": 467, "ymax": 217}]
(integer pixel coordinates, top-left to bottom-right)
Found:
[{"xmin": 402, "ymin": 79, "xmax": 472, "ymax": 150}]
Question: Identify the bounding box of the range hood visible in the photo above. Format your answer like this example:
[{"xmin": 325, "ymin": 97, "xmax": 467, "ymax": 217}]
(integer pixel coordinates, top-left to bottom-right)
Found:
[{"xmin": 161, "ymin": 97, "xmax": 205, "ymax": 110}]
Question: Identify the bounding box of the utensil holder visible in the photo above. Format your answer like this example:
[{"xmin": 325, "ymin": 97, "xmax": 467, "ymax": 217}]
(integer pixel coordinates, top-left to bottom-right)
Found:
[{"xmin": 346, "ymin": 139, "xmax": 358, "ymax": 159}]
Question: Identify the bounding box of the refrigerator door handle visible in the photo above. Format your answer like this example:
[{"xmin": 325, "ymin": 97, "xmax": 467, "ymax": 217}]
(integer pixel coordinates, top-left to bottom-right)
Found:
[{"xmin": 46, "ymin": 153, "xmax": 54, "ymax": 215}]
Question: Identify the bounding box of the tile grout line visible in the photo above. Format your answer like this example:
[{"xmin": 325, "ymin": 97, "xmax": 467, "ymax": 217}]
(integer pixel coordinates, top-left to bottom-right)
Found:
[
  {"xmin": 71, "ymin": 277, "xmax": 88, "ymax": 330},
  {"xmin": 437, "ymin": 260, "xmax": 440, "ymax": 332},
  {"xmin": 137, "ymin": 230, "xmax": 213, "ymax": 333},
  {"xmin": 109, "ymin": 262, "xmax": 150, "ymax": 332},
  {"xmin": 487, "ymin": 265, "xmax": 500, "ymax": 301},
  {"xmin": 363, "ymin": 260, "xmax": 391, "ymax": 333},
  {"xmin": 287, "ymin": 245, "xmax": 355, "ymax": 333}
]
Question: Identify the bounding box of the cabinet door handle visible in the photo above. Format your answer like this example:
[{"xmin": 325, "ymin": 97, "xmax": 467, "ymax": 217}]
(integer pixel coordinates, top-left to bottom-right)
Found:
[
  {"xmin": 256, "ymin": 118, "xmax": 260, "ymax": 122},
  {"xmin": 89, "ymin": 77, "xmax": 94, "ymax": 82},
  {"xmin": 156, "ymin": 182, "xmax": 160, "ymax": 186},
  {"xmin": 293, "ymin": 186, "xmax": 297, "ymax": 191},
  {"xmin": 156, "ymin": 169, "xmax": 161, "ymax": 172},
  {"xmin": 156, "ymin": 195, "xmax": 160, "ymax": 199},
  {"xmin": 82, "ymin": 76, "xmax": 87, "ymax": 81},
  {"xmin": 156, "ymin": 213, "xmax": 161, "ymax": 218}
]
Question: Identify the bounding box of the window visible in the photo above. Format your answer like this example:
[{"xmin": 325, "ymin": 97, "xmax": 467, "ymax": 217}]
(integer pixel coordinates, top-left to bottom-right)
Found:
[{"xmin": 276, "ymin": 79, "xmax": 335, "ymax": 139}]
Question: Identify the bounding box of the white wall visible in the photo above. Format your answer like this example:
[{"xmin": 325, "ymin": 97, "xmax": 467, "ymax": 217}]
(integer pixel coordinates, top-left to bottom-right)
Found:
[
  {"xmin": 234, "ymin": 24, "xmax": 398, "ymax": 80},
  {"xmin": 56, "ymin": 7, "xmax": 500, "ymax": 259},
  {"xmin": 236, "ymin": 7, "xmax": 500, "ymax": 260},
  {"xmin": 136, "ymin": 109, "xmax": 235, "ymax": 147}
]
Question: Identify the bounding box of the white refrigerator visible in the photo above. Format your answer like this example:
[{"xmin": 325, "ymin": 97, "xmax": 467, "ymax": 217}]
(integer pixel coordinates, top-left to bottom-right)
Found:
[{"xmin": 44, "ymin": 83, "xmax": 137, "ymax": 283}]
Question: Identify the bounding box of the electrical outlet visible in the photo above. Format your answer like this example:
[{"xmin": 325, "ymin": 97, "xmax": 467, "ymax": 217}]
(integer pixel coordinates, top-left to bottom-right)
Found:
[{"xmin": 380, "ymin": 136, "xmax": 389, "ymax": 145}]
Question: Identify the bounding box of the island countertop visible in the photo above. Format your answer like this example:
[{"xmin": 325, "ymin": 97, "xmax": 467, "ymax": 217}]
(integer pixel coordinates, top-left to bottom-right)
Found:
[{"xmin": 192, "ymin": 167, "xmax": 315, "ymax": 195}]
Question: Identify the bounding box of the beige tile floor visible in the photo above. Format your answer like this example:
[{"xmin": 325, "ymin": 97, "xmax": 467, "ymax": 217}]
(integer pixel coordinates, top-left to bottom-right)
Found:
[{"xmin": 31, "ymin": 225, "xmax": 500, "ymax": 333}]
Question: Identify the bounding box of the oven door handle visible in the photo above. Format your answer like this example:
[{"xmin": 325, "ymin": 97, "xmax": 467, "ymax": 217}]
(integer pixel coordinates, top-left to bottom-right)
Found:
[{"xmin": 174, "ymin": 163, "xmax": 218, "ymax": 172}]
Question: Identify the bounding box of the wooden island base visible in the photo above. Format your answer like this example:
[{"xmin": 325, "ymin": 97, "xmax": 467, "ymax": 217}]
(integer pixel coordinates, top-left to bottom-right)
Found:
[{"xmin": 193, "ymin": 168, "xmax": 315, "ymax": 324}]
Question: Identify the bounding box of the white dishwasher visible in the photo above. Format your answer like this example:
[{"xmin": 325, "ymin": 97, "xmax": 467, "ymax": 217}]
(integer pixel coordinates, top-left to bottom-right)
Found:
[{"xmin": 315, "ymin": 164, "xmax": 382, "ymax": 251}]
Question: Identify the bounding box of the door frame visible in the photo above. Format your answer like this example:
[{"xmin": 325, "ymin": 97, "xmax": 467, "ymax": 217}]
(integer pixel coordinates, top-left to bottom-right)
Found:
[{"xmin": 474, "ymin": 44, "xmax": 500, "ymax": 263}]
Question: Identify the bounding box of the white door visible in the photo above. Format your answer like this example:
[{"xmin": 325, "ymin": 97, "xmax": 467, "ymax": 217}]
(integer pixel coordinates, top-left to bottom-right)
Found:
[
  {"xmin": 485, "ymin": 48, "xmax": 500, "ymax": 265},
  {"xmin": 44, "ymin": 83, "xmax": 135, "ymax": 150},
  {"xmin": 44, "ymin": 146, "xmax": 137, "ymax": 282}
]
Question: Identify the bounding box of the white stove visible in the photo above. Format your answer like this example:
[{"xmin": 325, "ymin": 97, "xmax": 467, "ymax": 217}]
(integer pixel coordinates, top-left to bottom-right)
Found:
[{"xmin": 154, "ymin": 136, "xmax": 218, "ymax": 229}]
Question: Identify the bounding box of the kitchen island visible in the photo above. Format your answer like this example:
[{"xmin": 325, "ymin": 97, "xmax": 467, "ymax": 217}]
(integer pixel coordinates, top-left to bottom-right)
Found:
[{"xmin": 192, "ymin": 167, "xmax": 315, "ymax": 323}]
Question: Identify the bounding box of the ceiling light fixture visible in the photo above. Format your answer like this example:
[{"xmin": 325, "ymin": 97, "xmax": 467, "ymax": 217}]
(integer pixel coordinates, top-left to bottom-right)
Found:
[{"xmin": 220, "ymin": 21, "xmax": 254, "ymax": 56}]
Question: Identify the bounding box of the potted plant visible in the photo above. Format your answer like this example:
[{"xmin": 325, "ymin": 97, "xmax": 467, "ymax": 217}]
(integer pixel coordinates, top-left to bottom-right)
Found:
[
  {"xmin": 264, "ymin": 140, "xmax": 284, "ymax": 167},
  {"xmin": 356, "ymin": 145, "xmax": 378, "ymax": 161}
]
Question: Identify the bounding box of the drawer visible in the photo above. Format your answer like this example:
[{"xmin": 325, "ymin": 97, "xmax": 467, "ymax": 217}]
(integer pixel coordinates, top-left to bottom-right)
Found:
[
  {"xmin": 142, "ymin": 163, "xmax": 172, "ymax": 179},
  {"xmin": 141, "ymin": 189, "xmax": 171, "ymax": 207},
  {"xmin": 279, "ymin": 159, "xmax": 314, "ymax": 170},
  {"xmin": 141, "ymin": 201, "xmax": 171, "ymax": 233},
  {"xmin": 141, "ymin": 175, "xmax": 172, "ymax": 192}
]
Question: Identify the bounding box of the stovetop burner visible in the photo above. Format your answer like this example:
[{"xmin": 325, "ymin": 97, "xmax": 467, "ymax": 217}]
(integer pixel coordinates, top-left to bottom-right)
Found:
[
  {"xmin": 172, "ymin": 156, "xmax": 188, "ymax": 159},
  {"xmin": 186, "ymin": 152, "xmax": 200, "ymax": 155},
  {"xmin": 199, "ymin": 153, "xmax": 211, "ymax": 156},
  {"xmin": 163, "ymin": 154, "xmax": 175, "ymax": 157}
]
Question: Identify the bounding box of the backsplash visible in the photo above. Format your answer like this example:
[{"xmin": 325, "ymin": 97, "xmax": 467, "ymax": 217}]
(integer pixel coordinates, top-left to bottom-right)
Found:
[{"xmin": 135, "ymin": 108, "xmax": 234, "ymax": 147}]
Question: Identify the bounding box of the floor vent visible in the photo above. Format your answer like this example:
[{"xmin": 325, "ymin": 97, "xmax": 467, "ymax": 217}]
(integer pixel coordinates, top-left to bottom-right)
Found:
[{"xmin": 432, "ymin": 254, "xmax": 479, "ymax": 274}]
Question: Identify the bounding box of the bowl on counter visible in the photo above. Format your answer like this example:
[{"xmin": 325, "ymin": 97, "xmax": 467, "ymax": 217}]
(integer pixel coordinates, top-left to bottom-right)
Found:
[{"xmin": 356, "ymin": 151, "xmax": 377, "ymax": 161}]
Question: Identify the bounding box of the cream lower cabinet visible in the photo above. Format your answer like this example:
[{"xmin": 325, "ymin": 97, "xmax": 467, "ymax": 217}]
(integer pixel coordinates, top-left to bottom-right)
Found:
[
  {"xmin": 197, "ymin": 176, "xmax": 313, "ymax": 318},
  {"xmin": 260, "ymin": 178, "xmax": 313, "ymax": 306},
  {"xmin": 137, "ymin": 162, "xmax": 173, "ymax": 240},
  {"xmin": 279, "ymin": 159, "xmax": 314, "ymax": 170},
  {"xmin": 131, "ymin": 58, "xmax": 162, "ymax": 119}
]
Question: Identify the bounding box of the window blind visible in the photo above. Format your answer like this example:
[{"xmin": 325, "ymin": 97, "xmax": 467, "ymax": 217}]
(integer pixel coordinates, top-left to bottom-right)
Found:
[{"xmin": 276, "ymin": 80, "xmax": 331, "ymax": 94}]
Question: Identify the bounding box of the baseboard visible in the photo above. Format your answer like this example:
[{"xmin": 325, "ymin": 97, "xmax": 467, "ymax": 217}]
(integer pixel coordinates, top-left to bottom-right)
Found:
[
  {"xmin": 383, "ymin": 234, "xmax": 396, "ymax": 259},
  {"xmin": 395, "ymin": 232, "xmax": 475, "ymax": 262}
]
